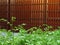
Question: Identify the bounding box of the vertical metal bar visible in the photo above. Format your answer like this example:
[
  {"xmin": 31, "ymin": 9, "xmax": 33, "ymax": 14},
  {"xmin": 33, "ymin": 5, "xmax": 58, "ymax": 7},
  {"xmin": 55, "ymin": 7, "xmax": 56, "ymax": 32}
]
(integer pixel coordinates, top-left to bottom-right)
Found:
[
  {"xmin": 31, "ymin": 0, "xmax": 32, "ymax": 26},
  {"xmin": 7, "ymin": 0, "xmax": 9, "ymax": 29},
  {"xmin": 46, "ymin": 0, "xmax": 48, "ymax": 24},
  {"xmin": 58, "ymin": 0, "xmax": 59, "ymax": 26},
  {"xmin": 44, "ymin": 0, "xmax": 47, "ymax": 24},
  {"xmin": 41, "ymin": 0, "xmax": 43, "ymax": 24},
  {"xmin": 8, "ymin": 0, "xmax": 10, "ymax": 29},
  {"xmin": 8, "ymin": 0, "xmax": 10, "ymax": 19}
]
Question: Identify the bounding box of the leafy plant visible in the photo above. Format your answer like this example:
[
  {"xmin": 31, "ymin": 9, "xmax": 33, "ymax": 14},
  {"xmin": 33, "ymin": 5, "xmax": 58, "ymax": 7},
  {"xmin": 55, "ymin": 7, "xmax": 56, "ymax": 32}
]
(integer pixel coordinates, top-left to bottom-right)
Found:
[
  {"xmin": 0, "ymin": 16, "xmax": 16, "ymax": 29},
  {"xmin": 0, "ymin": 27, "xmax": 60, "ymax": 45},
  {"xmin": 0, "ymin": 17, "xmax": 60, "ymax": 45},
  {"xmin": 42, "ymin": 24, "xmax": 53, "ymax": 31},
  {"xmin": 0, "ymin": 17, "xmax": 27, "ymax": 32}
]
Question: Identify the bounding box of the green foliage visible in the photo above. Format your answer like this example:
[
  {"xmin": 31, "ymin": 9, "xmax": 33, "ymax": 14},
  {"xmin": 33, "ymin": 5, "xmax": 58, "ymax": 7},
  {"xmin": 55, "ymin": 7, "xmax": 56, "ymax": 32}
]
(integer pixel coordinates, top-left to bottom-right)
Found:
[
  {"xmin": 0, "ymin": 16, "xmax": 16, "ymax": 29},
  {"xmin": 0, "ymin": 28, "xmax": 60, "ymax": 45},
  {"xmin": 42, "ymin": 24, "xmax": 53, "ymax": 31},
  {"xmin": 0, "ymin": 17, "xmax": 26, "ymax": 31},
  {"xmin": 0, "ymin": 17, "xmax": 60, "ymax": 45},
  {"xmin": 0, "ymin": 29, "xmax": 14, "ymax": 45}
]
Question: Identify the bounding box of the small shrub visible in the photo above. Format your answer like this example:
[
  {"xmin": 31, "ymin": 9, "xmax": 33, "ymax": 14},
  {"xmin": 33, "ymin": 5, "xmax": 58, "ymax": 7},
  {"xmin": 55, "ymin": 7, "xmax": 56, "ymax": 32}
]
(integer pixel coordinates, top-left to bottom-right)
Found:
[{"xmin": 0, "ymin": 28, "xmax": 60, "ymax": 45}]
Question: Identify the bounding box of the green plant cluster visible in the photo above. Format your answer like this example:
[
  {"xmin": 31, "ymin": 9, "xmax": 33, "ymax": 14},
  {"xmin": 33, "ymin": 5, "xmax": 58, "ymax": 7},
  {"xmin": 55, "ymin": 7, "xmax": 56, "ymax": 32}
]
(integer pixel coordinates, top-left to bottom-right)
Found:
[
  {"xmin": 0, "ymin": 17, "xmax": 60, "ymax": 45},
  {"xmin": 0, "ymin": 28, "xmax": 60, "ymax": 45},
  {"xmin": 0, "ymin": 16, "xmax": 16, "ymax": 29}
]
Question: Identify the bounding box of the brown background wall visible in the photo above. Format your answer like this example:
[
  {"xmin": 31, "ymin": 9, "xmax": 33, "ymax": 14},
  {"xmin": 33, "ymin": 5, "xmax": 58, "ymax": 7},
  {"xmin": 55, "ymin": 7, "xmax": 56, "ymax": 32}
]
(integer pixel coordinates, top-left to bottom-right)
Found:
[{"xmin": 0, "ymin": 0, "xmax": 60, "ymax": 29}]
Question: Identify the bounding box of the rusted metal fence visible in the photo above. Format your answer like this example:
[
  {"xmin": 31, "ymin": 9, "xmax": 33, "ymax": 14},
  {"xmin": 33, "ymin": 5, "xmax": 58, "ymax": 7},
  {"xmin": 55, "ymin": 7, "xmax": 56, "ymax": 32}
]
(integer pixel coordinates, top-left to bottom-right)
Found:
[{"xmin": 0, "ymin": 0, "xmax": 60, "ymax": 29}]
